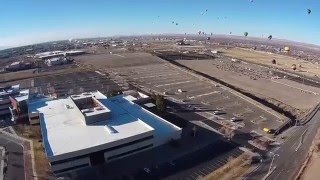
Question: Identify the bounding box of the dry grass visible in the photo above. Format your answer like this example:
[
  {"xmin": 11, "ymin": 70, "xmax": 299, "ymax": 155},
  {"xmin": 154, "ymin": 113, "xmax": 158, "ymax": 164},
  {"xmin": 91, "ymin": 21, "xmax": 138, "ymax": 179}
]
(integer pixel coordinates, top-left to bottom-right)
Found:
[
  {"xmin": 13, "ymin": 124, "xmax": 53, "ymax": 179},
  {"xmin": 0, "ymin": 67, "xmax": 81, "ymax": 83},
  {"xmin": 33, "ymin": 139, "xmax": 53, "ymax": 180},
  {"xmin": 203, "ymin": 153, "xmax": 251, "ymax": 180},
  {"xmin": 221, "ymin": 48, "xmax": 320, "ymax": 78}
]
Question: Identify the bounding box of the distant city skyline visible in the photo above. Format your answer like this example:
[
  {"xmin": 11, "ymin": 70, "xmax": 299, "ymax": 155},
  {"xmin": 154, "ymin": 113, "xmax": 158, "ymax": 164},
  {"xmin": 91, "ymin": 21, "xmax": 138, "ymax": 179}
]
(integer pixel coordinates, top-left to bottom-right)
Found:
[{"xmin": 0, "ymin": 0, "xmax": 319, "ymax": 47}]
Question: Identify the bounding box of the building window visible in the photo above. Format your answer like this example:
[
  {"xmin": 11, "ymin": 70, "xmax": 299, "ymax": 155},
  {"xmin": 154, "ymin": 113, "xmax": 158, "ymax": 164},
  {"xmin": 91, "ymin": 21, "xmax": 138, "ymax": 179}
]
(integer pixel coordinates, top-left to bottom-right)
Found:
[
  {"xmin": 107, "ymin": 144, "xmax": 153, "ymax": 161},
  {"xmin": 53, "ymin": 163, "xmax": 89, "ymax": 174},
  {"xmin": 50, "ymin": 135, "xmax": 154, "ymax": 166}
]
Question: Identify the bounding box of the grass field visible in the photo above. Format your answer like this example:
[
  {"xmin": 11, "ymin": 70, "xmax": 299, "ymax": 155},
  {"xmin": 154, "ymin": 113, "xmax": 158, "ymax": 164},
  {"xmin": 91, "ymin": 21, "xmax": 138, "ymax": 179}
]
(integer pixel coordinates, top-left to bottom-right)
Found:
[{"xmin": 221, "ymin": 48, "xmax": 320, "ymax": 78}]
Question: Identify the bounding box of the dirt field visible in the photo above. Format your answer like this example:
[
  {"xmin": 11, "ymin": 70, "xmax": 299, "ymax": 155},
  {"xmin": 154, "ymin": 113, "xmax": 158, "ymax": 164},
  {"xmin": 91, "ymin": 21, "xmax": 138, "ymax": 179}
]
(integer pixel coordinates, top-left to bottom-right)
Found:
[
  {"xmin": 175, "ymin": 59, "xmax": 320, "ymax": 114},
  {"xmin": 76, "ymin": 52, "xmax": 164, "ymax": 68},
  {"xmin": 221, "ymin": 48, "xmax": 320, "ymax": 78},
  {"xmin": 0, "ymin": 66, "xmax": 80, "ymax": 83},
  {"xmin": 300, "ymin": 129, "xmax": 320, "ymax": 180},
  {"xmin": 301, "ymin": 153, "xmax": 320, "ymax": 180}
]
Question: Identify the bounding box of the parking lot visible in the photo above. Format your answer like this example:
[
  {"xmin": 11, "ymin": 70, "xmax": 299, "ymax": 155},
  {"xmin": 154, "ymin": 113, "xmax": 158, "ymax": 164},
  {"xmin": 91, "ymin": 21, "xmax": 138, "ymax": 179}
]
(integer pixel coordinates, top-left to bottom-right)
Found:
[
  {"xmin": 164, "ymin": 146, "xmax": 243, "ymax": 180},
  {"xmin": 33, "ymin": 70, "xmax": 121, "ymax": 97},
  {"xmin": 112, "ymin": 63, "xmax": 286, "ymax": 135}
]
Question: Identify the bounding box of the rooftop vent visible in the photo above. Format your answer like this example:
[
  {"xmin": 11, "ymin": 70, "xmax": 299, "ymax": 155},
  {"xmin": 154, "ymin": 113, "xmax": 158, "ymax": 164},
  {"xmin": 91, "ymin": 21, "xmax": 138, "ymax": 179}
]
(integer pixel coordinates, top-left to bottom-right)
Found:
[{"xmin": 65, "ymin": 104, "xmax": 74, "ymax": 109}]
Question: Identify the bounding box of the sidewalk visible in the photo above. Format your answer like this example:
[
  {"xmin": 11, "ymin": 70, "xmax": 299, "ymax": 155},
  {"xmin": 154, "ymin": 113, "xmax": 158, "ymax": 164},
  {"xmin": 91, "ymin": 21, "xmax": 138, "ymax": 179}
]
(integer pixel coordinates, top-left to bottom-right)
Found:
[
  {"xmin": 0, "ymin": 146, "xmax": 5, "ymax": 180},
  {"xmin": 0, "ymin": 130, "xmax": 38, "ymax": 180}
]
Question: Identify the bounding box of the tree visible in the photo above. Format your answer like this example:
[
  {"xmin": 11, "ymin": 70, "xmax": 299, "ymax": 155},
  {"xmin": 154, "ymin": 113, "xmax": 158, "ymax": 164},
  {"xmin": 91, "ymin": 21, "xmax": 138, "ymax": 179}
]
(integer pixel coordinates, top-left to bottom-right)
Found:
[
  {"xmin": 272, "ymin": 59, "xmax": 276, "ymax": 64},
  {"xmin": 225, "ymin": 128, "xmax": 235, "ymax": 140},
  {"xmin": 292, "ymin": 64, "xmax": 297, "ymax": 71},
  {"xmin": 227, "ymin": 156, "xmax": 235, "ymax": 168},
  {"xmin": 155, "ymin": 94, "xmax": 166, "ymax": 112},
  {"xmin": 151, "ymin": 92, "xmax": 156, "ymax": 101},
  {"xmin": 244, "ymin": 32, "xmax": 248, "ymax": 37},
  {"xmin": 110, "ymin": 89, "xmax": 122, "ymax": 97},
  {"xmin": 127, "ymin": 45, "xmax": 135, "ymax": 52},
  {"xmin": 219, "ymin": 126, "xmax": 235, "ymax": 140}
]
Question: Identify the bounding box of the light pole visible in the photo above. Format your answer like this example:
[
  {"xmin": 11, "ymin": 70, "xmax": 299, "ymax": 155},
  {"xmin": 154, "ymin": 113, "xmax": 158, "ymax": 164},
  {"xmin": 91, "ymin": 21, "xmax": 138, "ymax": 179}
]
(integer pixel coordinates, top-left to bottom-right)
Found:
[{"xmin": 268, "ymin": 153, "xmax": 279, "ymax": 175}]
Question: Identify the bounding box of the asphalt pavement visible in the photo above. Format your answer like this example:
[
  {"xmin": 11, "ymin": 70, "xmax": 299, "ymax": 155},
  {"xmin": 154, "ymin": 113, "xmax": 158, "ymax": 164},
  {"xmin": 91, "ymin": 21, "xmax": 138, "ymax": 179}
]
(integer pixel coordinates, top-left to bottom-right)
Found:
[
  {"xmin": 247, "ymin": 109, "xmax": 320, "ymax": 180},
  {"xmin": 0, "ymin": 134, "xmax": 25, "ymax": 180}
]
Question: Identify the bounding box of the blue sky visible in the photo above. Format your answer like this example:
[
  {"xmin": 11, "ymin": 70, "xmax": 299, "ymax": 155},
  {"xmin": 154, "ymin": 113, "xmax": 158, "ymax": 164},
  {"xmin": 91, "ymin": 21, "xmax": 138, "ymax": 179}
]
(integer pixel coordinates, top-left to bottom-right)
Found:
[{"xmin": 0, "ymin": 0, "xmax": 319, "ymax": 47}]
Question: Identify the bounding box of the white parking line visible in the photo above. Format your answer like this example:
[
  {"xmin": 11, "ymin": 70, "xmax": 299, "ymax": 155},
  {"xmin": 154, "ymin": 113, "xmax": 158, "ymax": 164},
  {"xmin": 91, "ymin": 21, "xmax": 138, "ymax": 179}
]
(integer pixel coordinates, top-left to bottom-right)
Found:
[
  {"xmin": 198, "ymin": 169, "xmax": 208, "ymax": 176},
  {"xmin": 113, "ymin": 54, "xmax": 125, "ymax": 58},
  {"xmin": 214, "ymin": 160, "xmax": 224, "ymax": 166},
  {"xmin": 201, "ymin": 167, "xmax": 212, "ymax": 174},
  {"xmin": 133, "ymin": 73, "xmax": 180, "ymax": 79},
  {"xmin": 207, "ymin": 163, "xmax": 217, "ymax": 169},
  {"xmin": 192, "ymin": 172, "xmax": 203, "ymax": 178},
  {"xmin": 155, "ymin": 80, "xmax": 192, "ymax": 87},
  {"xmin": 188, "ymin": 91, "xmax": 220, "ymax": 99}
]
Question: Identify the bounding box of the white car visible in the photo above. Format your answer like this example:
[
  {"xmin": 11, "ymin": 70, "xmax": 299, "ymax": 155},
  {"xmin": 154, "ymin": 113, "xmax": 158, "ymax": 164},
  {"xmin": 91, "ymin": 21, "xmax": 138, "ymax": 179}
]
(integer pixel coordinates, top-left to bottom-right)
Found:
[
  {"xmin": 213, "ymin": 110, "xmax": 223, "ymax": 115},
  {"xmin": 231, "ymin": 117, "xmax": 242, "ymax": 122}
]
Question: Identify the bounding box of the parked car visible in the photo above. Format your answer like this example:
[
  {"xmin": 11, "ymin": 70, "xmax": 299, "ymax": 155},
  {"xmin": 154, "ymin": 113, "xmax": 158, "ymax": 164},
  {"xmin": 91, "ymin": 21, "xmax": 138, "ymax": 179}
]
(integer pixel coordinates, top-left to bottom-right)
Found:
[{"xmin": 230, "ymin": 117, "xmax": 242, "ymax": 122}]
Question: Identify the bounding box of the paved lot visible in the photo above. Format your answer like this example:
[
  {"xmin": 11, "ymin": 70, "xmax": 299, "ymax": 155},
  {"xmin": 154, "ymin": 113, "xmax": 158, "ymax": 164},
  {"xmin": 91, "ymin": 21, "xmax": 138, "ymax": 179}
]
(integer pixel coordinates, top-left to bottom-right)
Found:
[
  {"xmin": 61, "ymin": 137, "xmax": 241, "ymax": 180},
  {"xmin": 76, "ymin": 52, "xmax": 165, "ymax": 69},
  {"xmin": 175, "ymin": 58, "xmax": 320, "ymax": 111},
  {"xmin": 164, "ymin": 147, "xmax": 243, "ymax": 180},
  {"xmin": 0, "ymin": 135, "xmax": 25, "ymax": 180},
  {"xmin": 111, "ymin": 63, "xmax": 285, "ymax": 134},
  {"xmin": 33, "ymin": 70, "xmax": 121, "ymax": 97}
]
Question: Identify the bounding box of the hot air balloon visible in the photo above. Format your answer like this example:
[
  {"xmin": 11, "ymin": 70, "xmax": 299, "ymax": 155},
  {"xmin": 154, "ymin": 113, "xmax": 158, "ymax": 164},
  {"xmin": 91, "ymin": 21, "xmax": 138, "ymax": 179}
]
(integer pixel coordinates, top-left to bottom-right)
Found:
[
  {"xmin": 230, "ymin": 32, "xmax": 232, "ymax": 34},
  {"xmin": 210, "ymin": 33, "xmax": 213, "ymax": 36},
  {"xmin": 172, "ymin": 21, "xmax": 175, "ymax": 24},
  {"xmin": 198, "ymin": 31, "xmax": 201, "ymax": 35},
  {"xmin": 244, "ymin": 32, "xmax": 248, "ymax": 37},
  {"xmin": 307, "ymin": 9, "xmax": 311, "ymax": 14},
  {"xmin": 176, "ymin": 23, "xmax": 179, "ymax": 25},
  {"xmin": 268, "ymin": 35, "xmax": 272, "ymax": 40}
]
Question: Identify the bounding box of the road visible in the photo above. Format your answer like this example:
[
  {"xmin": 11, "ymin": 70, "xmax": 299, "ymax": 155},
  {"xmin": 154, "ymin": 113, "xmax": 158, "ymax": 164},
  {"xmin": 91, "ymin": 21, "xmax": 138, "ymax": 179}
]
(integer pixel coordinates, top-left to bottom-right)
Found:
[
  {"xmin": 247, "ymin": 109, "xmax": 320, "ymax": 180},
  {"xmin": 0, "ymin": 134, "xmax": 25, "ymax": 180}
]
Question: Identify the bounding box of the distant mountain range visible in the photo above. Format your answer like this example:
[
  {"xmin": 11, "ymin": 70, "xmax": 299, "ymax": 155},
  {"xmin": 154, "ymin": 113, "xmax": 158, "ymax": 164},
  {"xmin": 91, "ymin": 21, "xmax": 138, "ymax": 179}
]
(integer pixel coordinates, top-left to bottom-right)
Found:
[{"xmin": 0, "ymin": 46, "xmax": 10, "ymax": 50}]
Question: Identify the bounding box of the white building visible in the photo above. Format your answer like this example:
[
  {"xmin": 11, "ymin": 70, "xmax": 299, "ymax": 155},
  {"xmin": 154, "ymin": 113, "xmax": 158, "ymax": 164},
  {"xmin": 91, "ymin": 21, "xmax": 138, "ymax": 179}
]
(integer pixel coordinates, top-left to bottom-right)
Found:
[
  {"xmin": 35, "ymin": 50, "xmax": 85, "ymax": 60},
  {"xmin": 44, "ymin": 57, "xmax": 73, "ymax": 66},
  {"xmin": 28, "ymin": 91, "xmax": 181, "ymax": 174}
]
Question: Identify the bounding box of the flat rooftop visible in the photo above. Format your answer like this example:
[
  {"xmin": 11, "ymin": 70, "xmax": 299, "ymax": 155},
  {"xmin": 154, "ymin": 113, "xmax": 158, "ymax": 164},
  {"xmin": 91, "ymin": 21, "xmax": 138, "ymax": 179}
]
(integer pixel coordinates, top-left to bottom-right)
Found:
[{"xmin": 30, "ymin": 91, "xmax": 181, "ymax": 159}]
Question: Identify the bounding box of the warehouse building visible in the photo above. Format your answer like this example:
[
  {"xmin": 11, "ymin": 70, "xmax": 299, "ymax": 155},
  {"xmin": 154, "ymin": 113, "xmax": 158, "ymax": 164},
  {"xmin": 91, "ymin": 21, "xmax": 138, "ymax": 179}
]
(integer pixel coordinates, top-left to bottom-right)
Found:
[
  {"xmin": 35, "ymin": 50, "xmax": 86, "ymax": 60},
  {"xmin": 28, "ymin": 91, "xmax": 182, "ymax": 174}
]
